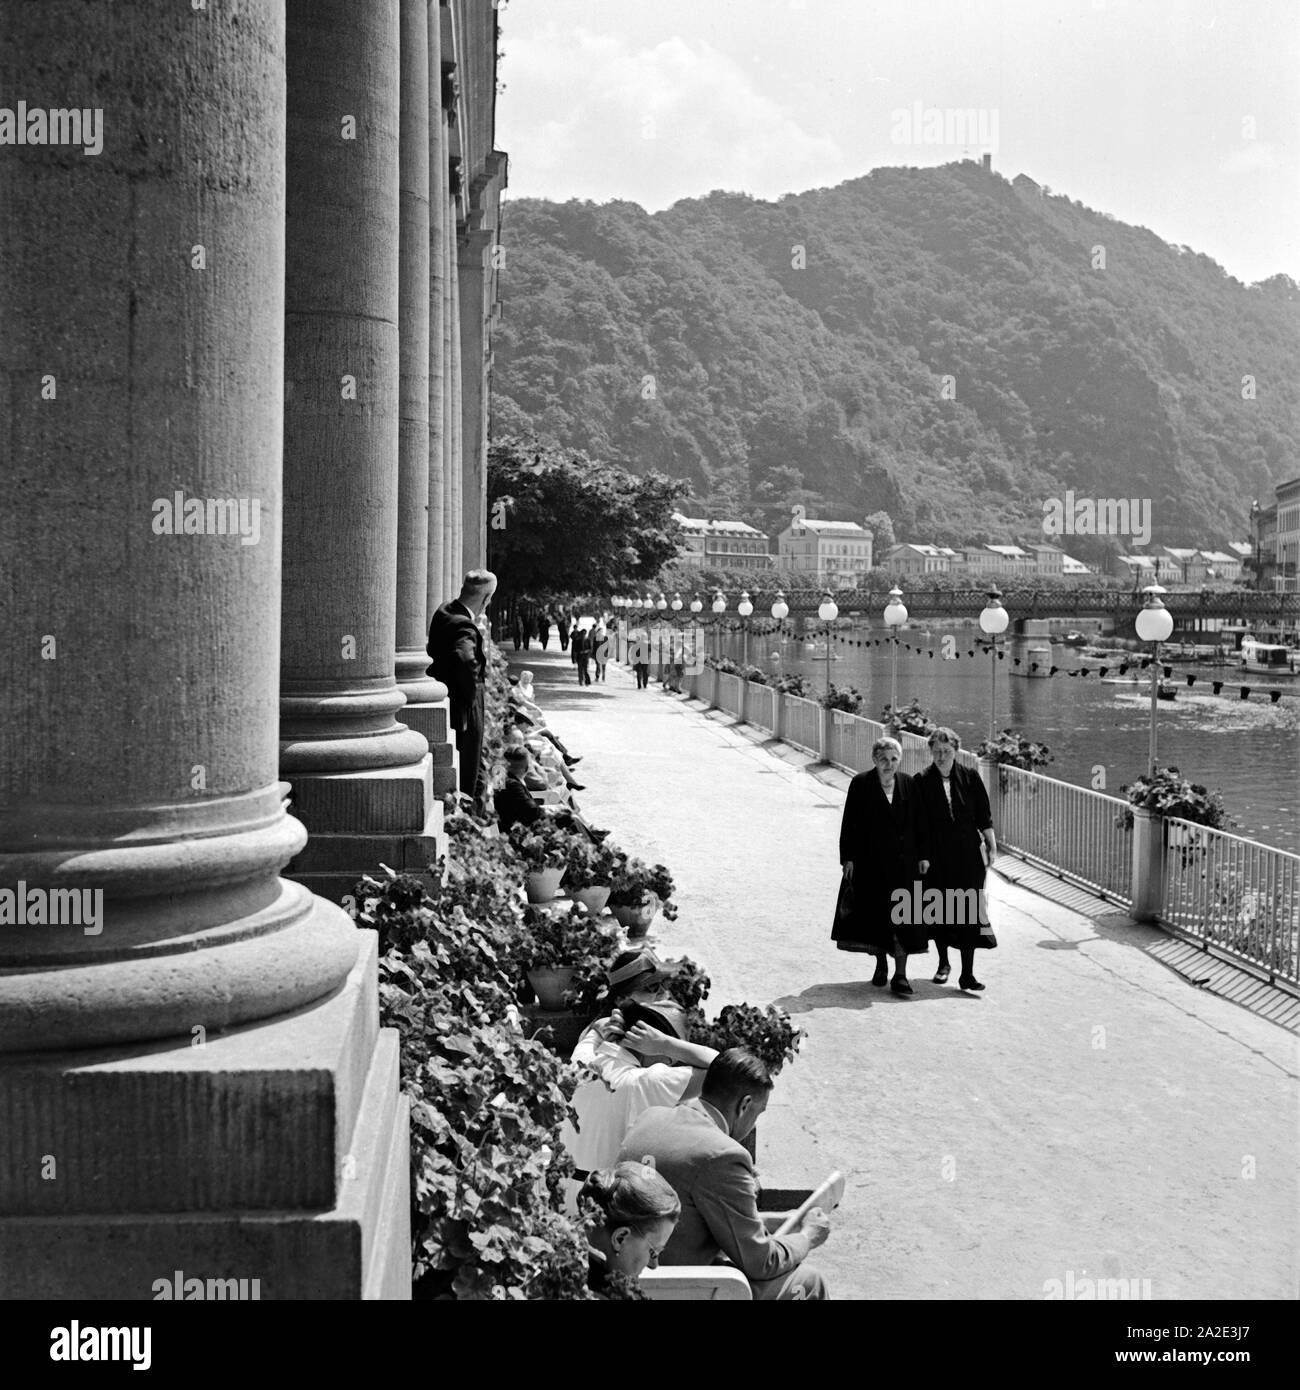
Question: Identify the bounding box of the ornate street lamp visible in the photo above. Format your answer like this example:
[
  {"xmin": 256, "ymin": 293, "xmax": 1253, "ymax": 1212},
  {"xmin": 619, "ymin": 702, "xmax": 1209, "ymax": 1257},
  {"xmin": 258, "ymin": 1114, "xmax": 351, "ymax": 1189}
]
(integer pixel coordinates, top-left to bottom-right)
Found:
[
  {"xmin": 818, "ymin": 590, "xmax": 839, "ymax": 697},
  {"xmin": 737, "ymin": 590, "xmax": 753, "ymax": 667},
  {"xmin": 884, "ymin": 585, "xmax": 908, "ymax": 717},
  {"xmin": 978, "ymin": 587, "xmax": 1009, "ymax": 743},
  {"xmin": 711, "ymin": 590, "xmax": 726, "ymax": 661},
  {"xmin": 1135, "ymin": 585, "xmax": 1174, "ymax": 776},
  {"xmin": 770, "ymin": 589, "xmax": 789, "ymax": 679}
]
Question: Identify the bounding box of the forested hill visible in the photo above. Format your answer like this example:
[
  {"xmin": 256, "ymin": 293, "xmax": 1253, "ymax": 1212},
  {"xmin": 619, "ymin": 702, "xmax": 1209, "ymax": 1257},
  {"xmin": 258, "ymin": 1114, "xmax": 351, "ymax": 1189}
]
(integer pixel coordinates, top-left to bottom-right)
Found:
[{"xmin": 491, "ymin": 163, "xmax": 1299, "ymax": 548}]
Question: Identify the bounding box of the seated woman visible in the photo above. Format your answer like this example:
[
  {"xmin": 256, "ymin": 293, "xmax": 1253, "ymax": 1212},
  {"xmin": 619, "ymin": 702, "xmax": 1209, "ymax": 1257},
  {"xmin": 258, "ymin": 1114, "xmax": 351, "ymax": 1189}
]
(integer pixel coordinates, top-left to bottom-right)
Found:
[
  {"xmin": 582, "ymin": 1161, "xmax": 681, "ymax": 1296},
  {"xmin": 561, "ymin": 994, "xmax": 718, "ymax": 1204}
]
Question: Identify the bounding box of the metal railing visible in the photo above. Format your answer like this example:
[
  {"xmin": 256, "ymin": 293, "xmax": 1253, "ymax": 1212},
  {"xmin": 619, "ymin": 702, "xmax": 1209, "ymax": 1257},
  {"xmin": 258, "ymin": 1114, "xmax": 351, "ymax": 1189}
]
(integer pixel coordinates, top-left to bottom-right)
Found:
[
  {"xmin": 992, "ymin": 765, "xmax": 1132, "ymax": 906},
  {"xmin": 1160, "ymin": 818, "xmax": 1300, "ymax": 986},
  {"xmin": 717, "ymin": 672, "xmax": 744, "ymax": 718},
  {"xmin": 747, "ymin": 682, "xmax": 778, "ymax": 734},
  {"xmin": 782, "ymin": 694, "xmax": 821, "ymax": 756}
]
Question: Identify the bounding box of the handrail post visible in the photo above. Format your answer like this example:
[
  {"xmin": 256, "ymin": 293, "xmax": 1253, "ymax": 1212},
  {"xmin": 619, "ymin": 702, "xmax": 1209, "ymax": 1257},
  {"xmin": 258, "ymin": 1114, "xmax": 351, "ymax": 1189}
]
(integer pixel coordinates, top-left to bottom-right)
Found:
[
  {"xmin": 738, "ymin": 675, "xmax": 748, "ymax": 726},
  {"xmin": 1130, "ymin": 806, "xmax": 1166, "ymax": 922},
  {"xmin": 820, "ymin": 703, "xmax": 832, "ymax": 763},
  {"xmin": 707, "ymin": 664, "xmax": 719, "ymax": 710},
  {"xmin": 978, "ymin": 755, "xmax": 1001, "ymax": 839},
  {"xmin": 774, "ymin": 690, "xmax": 786, "ymax": 743}
]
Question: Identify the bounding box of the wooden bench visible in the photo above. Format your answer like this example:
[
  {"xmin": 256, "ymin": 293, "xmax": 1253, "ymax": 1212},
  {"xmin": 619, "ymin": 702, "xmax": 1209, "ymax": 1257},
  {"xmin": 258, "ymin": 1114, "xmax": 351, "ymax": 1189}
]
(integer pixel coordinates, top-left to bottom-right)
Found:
[{"xmin": 639, "ymin": 1266, "xmax": 752, "ymax": 1301}]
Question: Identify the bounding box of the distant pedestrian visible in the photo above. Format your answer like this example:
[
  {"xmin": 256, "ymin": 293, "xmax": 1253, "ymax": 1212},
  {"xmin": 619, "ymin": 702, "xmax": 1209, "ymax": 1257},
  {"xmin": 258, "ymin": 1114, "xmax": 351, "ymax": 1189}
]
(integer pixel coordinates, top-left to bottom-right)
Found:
[
  {"xmin": 520, "ymin": 609, "xmax": 534, "ymax": 650},
  {"xmin": 572, "ymin": 623, "xmax": 593, "ymax": 686},
  {"xmin": 557, "ymin": 609, "xmax": 571, "ymax": 652},
  {"xmin": 539, "ymin": 610, "xmax": 551, "ymax": 649},
  {"xmin": 426, "ymin": 568, "xmax": 497, "ymax": 802},
  {"xmin": 916, "ymin": 728, "xmax": 998, "ymax": 992},
  {"xmin": 833, "ymin": 737, "xmax": 932, "ymax": 996},
  {"xmin": 511, "ymin": 609, "xmax": 523, "ymax": 651},
  {"xmin": 592, "ymin": 623, "xmax": 610, "ymax": 682},
  {"xmin": 630, "ymin": 625, "xmax": 650, "ymax": 689}
]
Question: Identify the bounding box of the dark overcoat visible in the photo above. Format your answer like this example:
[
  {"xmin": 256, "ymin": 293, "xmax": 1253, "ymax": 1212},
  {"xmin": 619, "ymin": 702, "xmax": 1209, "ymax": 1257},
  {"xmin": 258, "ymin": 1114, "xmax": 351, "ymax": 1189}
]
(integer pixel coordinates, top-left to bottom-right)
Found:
[
  {"xmin": 833, "ymin": 769, "xmax": 932, "ymax": 956},
  {"xmin": 915, "ymin": 762, "xmax": 997, "ymax": 950}
]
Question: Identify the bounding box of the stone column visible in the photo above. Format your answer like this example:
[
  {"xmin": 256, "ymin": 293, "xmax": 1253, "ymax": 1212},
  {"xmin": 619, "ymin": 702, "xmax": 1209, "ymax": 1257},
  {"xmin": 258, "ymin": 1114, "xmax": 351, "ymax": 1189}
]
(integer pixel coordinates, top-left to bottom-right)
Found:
[
  {"xmin": 458, "ymin": 227, "xmax": 491, "ymax": 573},
  {"xmin": 280, "ymin": 0, "xmax": 442, "ymax": 897},
  {"xmin": 0, "ymin": 0, "xmax": 407, "ymax": 1298},
  {"xmin": 426, "ymin": 3, "xmax": 448, "ymax": 621},
  {"xmin": 448, "ymin": 224, "xmax": 465, "ymax": 585}
]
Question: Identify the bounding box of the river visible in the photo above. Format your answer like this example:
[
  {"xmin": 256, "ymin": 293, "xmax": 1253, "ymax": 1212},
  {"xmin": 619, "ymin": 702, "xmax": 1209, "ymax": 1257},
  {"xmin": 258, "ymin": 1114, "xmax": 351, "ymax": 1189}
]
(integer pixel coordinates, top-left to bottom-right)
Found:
[{"xmin": 709, "ymin": 622, "xmax": 1299, "ymax": 853}]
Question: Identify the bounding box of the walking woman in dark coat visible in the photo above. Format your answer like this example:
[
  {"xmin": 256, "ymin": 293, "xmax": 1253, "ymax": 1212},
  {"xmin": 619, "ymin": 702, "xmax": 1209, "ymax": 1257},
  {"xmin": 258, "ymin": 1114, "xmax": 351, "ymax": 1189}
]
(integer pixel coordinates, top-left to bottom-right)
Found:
[
  {"xmin": 915, "ymin": 727, "xmax": 998, "ymax": 992},
  {"xmin": 833, "ymin": 737, "xmax": 932, "ymax": 996}
]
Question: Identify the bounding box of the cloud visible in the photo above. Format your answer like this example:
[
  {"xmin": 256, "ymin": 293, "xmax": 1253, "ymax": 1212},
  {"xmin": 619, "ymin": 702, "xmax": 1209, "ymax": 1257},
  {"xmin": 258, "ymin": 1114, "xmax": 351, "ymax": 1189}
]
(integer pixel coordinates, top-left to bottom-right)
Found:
[
  {"xmin": 1218, "ymin": 142, "xmax": 1280, "ymax": 174},
  {"xmin": 498, "ymin": 28, "xmax": 848, "ymax": 208}
]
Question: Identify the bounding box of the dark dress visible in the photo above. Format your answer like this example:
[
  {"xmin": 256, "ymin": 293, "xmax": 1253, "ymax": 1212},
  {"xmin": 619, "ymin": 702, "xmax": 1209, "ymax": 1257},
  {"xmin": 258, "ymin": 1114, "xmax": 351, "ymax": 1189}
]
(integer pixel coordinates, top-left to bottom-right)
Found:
[
  {"xmin": 426, "ymin": 600, "xmax": 486, "ymax": 798},
  {"xmin": 915, "ymin": 763, "xmax": 997, "ymax": 951},
  {"xmin": 833, "ymin": 769, "xmax": 931, "ymax": 956}
]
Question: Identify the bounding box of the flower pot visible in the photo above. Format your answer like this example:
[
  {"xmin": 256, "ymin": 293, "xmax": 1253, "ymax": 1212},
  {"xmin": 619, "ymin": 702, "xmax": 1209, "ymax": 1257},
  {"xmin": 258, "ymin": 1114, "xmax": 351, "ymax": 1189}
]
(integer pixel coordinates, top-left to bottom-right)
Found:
[
  {"xmin": 611, "ymin": 892, "xmax": 659, "ymax": 937},
  {"xmin": 526, "ymin": 966, "xmax": 577, "ymax": 1011},
  {"xmin": 571, "ymin": 885, "xmax": 611, "ymax": 916},
  {"xmin": 524, "ymin": 865, "xmax": 565, "ymax": 904}
]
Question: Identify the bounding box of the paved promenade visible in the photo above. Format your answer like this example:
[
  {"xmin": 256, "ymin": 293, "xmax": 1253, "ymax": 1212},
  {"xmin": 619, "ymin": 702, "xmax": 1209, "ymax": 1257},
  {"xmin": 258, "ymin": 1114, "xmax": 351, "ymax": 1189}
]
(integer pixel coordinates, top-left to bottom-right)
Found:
[{"xmin": 510, "ymin": 645, "xmax": 1300, "ymax": 1301}]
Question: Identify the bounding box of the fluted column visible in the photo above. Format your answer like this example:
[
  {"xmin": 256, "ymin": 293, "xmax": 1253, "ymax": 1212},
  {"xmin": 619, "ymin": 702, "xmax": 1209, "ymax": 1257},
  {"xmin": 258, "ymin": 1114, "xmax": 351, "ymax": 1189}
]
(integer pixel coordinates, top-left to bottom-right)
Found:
[
  {"xmin": 281, "ymin": 0, "xmax": 440, "ymax": 896},
  {"xmin": 426, "ymin": 4, "xmax": 449, "ymax": 618},
  {"xmin": 458, "ymin": 225, "xmax": 492, "ymax": 572},
  {"xmin": 0, "ymin": 0, "xmax": 356, "ymax": 1053},
  {"xmin": 448, "ymin": 228, "xmax": 465, "ymax": 583},
  {"xmin": 394, "ymin": 0, "xmax": 445, "ymax": 706}
]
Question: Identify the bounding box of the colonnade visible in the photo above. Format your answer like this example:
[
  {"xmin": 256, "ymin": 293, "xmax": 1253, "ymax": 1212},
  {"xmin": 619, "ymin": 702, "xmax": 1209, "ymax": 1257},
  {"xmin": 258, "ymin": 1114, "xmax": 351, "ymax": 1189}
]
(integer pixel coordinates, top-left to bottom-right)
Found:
[{"xmin": 0, "ymin": 0, "xmax": 505, "ymax": 1299}]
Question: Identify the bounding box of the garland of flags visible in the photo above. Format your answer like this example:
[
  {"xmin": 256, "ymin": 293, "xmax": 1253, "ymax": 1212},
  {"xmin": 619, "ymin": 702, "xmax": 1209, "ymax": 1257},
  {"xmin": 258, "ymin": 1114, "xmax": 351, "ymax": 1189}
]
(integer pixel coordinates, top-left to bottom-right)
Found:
[{"xmin": 677, "ymin": 620, "xmax": 1295, "ymax": 704}]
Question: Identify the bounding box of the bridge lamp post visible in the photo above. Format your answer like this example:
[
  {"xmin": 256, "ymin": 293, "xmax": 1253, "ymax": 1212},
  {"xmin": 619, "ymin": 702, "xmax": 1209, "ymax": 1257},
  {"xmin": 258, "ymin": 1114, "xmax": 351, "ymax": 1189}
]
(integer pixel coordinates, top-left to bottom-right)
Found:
[
  {"xmin": 656, "ymin": 593, "xmax": 668, "ymax": 677},
  {"xmin": 712, "ymin": 591, "xmax": 726, "ymax": 661},
  {"xmin": 770, "ymin": 590, "xmax": 789, "ymax": 679},
  {"xmin": 737, "ymin": 590, "xmax": 753, "ymax": 668},
  {"xmin": 818, "ymin": 591, "xmax": 839, "ymax": 697},
  {"xmin": 669, "ymin": 593, "xmax": 683, "ymax": 670},
  {"xmin": 979, "ymin": 587, "xmax": 1009, "ymax": 743},
  {"xmin": 884, "ymin": 586, "xmax": 908, "ymax": 717},
  {"xmin": 1135, "ymin": 585, "xmax": 1174, "ymax": 777},
  {"xmin": 689, "ymin": 594, "xmax": 703, "ymax": 669}
]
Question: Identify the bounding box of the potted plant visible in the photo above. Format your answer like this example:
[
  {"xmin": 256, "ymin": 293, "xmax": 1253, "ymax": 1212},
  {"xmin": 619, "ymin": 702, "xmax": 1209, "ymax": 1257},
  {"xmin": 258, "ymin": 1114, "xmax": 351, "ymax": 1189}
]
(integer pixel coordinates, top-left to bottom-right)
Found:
[
  {"xmin": 508, "ymin": 819, "xmax": 576, "ymax": 904},
  {"xmin": 881, "ymin": 698, "xmax": 935, "ymax": 739},
  {"xmin": 977, "ymin": 729, "xmax": 1053, "ymax": 793},
  {"xmin": 563, "ymin": 837, "xmax": 626, "ymax": 917},
  {"xmin": 687, "ymin": 1003, "xmax": 804, "ymax": 1076},
  {"xmin": 607, "ymin": 858, "xmax": 679, "ymax": 936},
  {"xmin": 517, "ymin": 903, "xmax": 622, "ymax": 1011}
]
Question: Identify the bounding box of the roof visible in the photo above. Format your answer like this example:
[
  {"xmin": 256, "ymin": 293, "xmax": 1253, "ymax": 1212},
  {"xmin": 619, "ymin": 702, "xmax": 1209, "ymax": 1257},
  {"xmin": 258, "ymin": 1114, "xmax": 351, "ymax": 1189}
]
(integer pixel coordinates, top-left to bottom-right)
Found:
[
  {"xmin": 1198, "ymin": 551, "xmax": 1236, "ymax": 563},
  {"xmin": 985, "ymin": 544, "xmax": 1031, "ymax": 558},
  {"xmin": 674, "ymin": 513, "xmax": 767, "ymax": 538},
  {"xmin": 1117, "ymin": 555, "xmax": 1157, "ymax": 568},
  {"xmin": 1227, "ymin": 542, "xmax": 1253, "ymax": 556},
  {"xmin": 1060, "ymin": 555, "xmax": 1091, "ymax": 573},
  {"xmin": 889, "ymin": 543, "xmax": 954, "ymax": 558},
  {"xmin": 784, "ymin": 518, "xmax": 871, "ymax": 537}
]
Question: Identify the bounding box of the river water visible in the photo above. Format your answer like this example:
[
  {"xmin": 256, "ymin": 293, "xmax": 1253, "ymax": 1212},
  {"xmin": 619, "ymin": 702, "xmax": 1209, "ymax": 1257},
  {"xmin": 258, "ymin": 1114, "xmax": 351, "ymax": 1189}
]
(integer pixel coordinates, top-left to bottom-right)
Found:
[{"xmin": 710, "ymin": 623, "xmax": 1299, "ymax": 853}]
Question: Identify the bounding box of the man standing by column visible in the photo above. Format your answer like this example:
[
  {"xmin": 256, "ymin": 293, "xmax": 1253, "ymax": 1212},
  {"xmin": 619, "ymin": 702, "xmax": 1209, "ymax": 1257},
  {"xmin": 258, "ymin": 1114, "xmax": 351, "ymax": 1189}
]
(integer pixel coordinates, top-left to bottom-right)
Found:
[{"xmin": 427, "ymin": 569, "xmax": 497, "ymax": 801}]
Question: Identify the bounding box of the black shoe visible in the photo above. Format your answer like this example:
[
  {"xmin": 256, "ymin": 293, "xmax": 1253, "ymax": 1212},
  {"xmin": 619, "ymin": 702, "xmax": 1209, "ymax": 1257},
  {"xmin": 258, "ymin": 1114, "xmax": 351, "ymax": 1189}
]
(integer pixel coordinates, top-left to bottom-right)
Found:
[
  {"xmin": 933, "ymin": 964, "xmax": 951, "ymax": 984},
  {"xmin": 871, "ymin": 964, "xmax": 889, "ymax": 987},
  {"xmin": 958, "ymin": 976, "xmax": 985, "ymax": 992},
  {"xmin": 567, "ymin": 782, "xmax": 587, "ymax": 792},
  {"xmin": 891, "ymin": 977, "xmax": 914, "ymax": 996},
  {"xmin": 564, "ymin": 755, "xmax": 582, "ymax": 767},
  {"xmin": 590, "ymin": 829, "xmax": 610, "ymax": 842}
]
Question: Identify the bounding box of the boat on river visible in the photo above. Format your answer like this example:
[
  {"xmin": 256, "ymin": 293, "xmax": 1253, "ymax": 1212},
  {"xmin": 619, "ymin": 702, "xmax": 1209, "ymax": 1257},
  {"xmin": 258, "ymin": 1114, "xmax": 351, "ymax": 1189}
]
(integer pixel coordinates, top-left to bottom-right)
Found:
[{"xmin": 1239, "ymin": 636, "xmax": 1299, "ymax": 676}]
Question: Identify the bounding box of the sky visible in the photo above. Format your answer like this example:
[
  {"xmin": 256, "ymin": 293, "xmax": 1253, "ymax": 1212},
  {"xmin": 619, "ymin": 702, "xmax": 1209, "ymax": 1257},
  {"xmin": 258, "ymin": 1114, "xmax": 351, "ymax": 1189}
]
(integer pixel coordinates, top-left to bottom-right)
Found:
[{"xmin": 495, "ymin": 0, "xmax": 1300, "ymax": 285}]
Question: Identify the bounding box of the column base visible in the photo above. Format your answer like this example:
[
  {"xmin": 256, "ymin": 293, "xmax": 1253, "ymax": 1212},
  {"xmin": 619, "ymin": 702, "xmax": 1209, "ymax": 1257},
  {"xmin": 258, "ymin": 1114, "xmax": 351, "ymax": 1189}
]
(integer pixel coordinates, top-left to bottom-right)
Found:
[
  {"xmin": 397, "ymin": 700, "xmax": 460, "ymax": 795},
  {"xmin": 0, "ymin": 932, "xmax": 411, "ymax": 1299},
  {"xmin": 285, "ymin": 754, "xmax": 446, "ymax": 898}
]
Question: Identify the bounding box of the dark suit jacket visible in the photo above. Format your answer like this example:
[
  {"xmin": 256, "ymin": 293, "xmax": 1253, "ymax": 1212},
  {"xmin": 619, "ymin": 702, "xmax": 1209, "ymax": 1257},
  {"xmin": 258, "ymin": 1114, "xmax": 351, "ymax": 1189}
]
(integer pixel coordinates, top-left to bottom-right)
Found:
[
  {"xmin": 426, "ymin": 600, "xmax": 485, "ymax": 731},
  {"xmin": 618, "ymin": 1100, "xmax": 812, "ymax": 1284},
  {"xmin": 494, "ymin": 775, "xmax": 542, "ymax": 833}
]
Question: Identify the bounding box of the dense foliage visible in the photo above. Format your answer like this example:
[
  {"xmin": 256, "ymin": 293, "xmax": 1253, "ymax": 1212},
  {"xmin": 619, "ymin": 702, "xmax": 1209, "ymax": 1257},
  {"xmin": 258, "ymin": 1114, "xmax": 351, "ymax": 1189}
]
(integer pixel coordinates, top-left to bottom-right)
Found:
[
  {"xmin": 1119, "ymin": 766, "xmax": 1235, "ymax": 829},
  {"xmin": 689, "ymin": 1003, "xmax": 805, "ymax": 1076},
  {"xmin": 494, "ymin": 168, "xmax": 1298, "ymax": 548}
]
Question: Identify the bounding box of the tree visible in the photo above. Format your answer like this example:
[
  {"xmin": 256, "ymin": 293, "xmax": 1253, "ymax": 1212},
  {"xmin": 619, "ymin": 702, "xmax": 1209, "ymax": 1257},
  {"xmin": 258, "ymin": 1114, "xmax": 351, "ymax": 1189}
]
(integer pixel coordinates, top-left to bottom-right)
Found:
[
  {"xmin": 865, "ymin": 510, "xmax": 896, "ymax": 552},
  {"xmin": 486, "ymin": 438, "xmax": 689, "ymax": 607}
]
